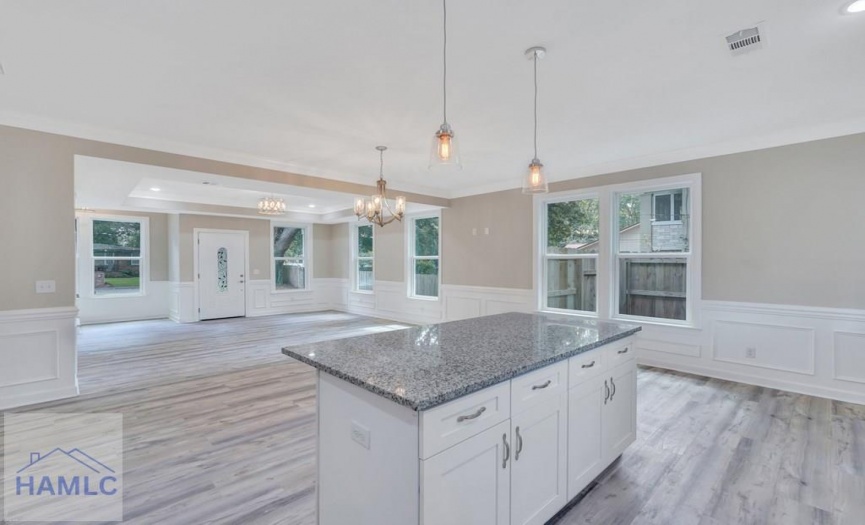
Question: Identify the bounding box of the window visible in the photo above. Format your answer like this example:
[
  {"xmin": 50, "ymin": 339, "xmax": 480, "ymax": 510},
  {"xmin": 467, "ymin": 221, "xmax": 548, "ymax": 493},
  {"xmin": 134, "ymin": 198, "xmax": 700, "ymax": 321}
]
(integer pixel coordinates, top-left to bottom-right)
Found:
[
  {"xmin": 353, "ymin": 224, "xmax": 374, "ymax": 292},
  {"xmin": 273, "ymin": 225, "xmax": 308, "ymax": 290},
  {"xmin": 92, "ymin": 219, "xmax": 144, "ymax": 296},
  {"xmin": 652, "ymin": 190, "xmax": 684, "ymax": 223},
  {"xmin": 536, "ymin": 174, "xmax": 700, "ymax": 326},
  {"xmin": 410, "ymin": 216, "xmax": 440, "ymax": 298},
  {"xmin": 542, "ymin": 197, "xmax": 600, "ymax": 313},
  {"xmin": 616, "ymin": 187, "xmax": 690, "ymax": 321}
]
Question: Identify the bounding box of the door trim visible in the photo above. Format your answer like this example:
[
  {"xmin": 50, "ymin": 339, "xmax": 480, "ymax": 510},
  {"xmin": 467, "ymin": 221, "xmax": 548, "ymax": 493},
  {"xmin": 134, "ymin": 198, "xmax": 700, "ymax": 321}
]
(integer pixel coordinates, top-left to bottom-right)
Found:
[{"xmin": 194, "ymin": 228, "xmax": 250, "ymax": 322}]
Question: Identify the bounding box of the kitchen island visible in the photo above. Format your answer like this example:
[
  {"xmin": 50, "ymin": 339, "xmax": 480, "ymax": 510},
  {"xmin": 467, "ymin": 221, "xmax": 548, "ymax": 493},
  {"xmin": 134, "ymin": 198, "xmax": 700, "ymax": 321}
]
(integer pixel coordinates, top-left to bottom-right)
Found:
[{"xmin": 283, "ymin": 312, "xmax": 641, "ymax": 525}]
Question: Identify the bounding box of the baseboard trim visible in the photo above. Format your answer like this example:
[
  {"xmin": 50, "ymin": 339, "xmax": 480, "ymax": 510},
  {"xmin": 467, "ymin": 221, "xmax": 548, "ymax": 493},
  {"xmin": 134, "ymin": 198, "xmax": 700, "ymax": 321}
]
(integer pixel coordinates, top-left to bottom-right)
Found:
[
  {"xmin": 0, "ymin": 385, "xmax": 80, "ymax": 411},
  {"xmin": 638, "ymin": 356, "xmax": 865, "ymax": 406}
]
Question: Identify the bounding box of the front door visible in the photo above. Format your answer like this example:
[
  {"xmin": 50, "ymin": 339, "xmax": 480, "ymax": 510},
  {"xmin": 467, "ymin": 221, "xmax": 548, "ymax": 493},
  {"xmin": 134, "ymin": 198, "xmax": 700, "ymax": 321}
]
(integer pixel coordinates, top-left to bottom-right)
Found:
[{"xmin": 198, "ymin": 231, "xmax": 246, "ymax": 320}]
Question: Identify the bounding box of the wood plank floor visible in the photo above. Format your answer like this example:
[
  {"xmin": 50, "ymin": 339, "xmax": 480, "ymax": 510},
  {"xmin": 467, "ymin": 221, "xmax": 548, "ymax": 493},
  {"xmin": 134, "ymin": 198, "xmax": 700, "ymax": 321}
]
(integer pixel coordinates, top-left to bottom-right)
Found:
[{"xmin": 2, "ymin": 311, "xmax": 864, "ymax": 524}]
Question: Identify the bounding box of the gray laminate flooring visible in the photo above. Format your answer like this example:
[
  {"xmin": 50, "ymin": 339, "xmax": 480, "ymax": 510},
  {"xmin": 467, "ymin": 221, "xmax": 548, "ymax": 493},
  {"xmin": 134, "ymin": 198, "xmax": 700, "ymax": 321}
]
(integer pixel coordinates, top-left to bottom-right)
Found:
[{"xmin": 1, "ymin": 311, "xmax": 863, "ymax": 525}]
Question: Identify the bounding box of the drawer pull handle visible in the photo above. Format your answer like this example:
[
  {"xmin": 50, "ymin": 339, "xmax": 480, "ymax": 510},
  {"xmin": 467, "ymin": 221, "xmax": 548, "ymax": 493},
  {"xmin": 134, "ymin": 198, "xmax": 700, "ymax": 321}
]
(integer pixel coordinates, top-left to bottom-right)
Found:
[
  {"xmin": 502, "ymin": 433, "xmax": 510, "ymax": 469},
  {"xmin": 457, "ymin": 406, "xmax": 486, "ymax": 423},
  {"xmin": 581, "ymin": 361, "xmax": 596, "ymax": 369},
  {"xmin": 618, "ymin": 348, "xmax": 629, "ymax": 355},
  {"xmin": 515, "ymin": 426, "xmax": 523, "ymax": 461},
  {"xmin": 531, "ymin": 380, "xmax": 552, "ymax": 391}
]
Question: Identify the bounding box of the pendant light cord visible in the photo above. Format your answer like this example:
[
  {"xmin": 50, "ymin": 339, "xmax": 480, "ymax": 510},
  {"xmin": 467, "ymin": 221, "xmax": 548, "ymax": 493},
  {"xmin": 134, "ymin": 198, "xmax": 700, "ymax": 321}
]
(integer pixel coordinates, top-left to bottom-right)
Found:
[
  {"xmin": 379, "ymin": 148, "xmax": 384, "ymax": 181},
  {"xmin": 533, "ymin": 51, "xmax": 539, "ymax": 159},
  {"xmin": 442, "ymin": 0, "xmax": 448, "ymax": 125}
]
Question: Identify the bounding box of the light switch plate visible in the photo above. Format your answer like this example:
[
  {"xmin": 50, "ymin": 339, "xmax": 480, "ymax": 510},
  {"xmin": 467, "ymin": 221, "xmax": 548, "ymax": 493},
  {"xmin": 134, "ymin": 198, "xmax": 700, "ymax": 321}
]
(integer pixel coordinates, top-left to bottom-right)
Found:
[
  {"xmin": 35, "ymin": 280, "xmax": 56, "ymax": 294},
  {"xmin": 350, "ymin": 421, "xmax": 371, "ymax": 449}
]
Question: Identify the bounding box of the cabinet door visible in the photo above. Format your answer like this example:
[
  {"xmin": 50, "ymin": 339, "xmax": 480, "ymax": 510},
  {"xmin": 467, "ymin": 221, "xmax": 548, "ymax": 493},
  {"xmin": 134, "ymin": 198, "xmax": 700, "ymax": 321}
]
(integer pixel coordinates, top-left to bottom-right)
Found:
[
  {"xmin": 567, "ymin": 376, "xmax": 606, "ymax": 500},
  {"xmin": 511, "ymin": 394, "xmax": 568, "ymax": 525},
  {"xmin": 421, "ymin": 420, "xmax": 511, "ymax": 525},
  {"xmin": 602, "ymin": 360, "xmax": 637, "ymax": 462}
]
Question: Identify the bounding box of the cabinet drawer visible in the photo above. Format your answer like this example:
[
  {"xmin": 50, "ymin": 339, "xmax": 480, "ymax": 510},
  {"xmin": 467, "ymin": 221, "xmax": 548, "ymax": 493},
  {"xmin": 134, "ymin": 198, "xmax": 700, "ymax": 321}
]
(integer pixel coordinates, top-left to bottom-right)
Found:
[
  {"xmin": 568, "ymin": 349, "xmax": 605, "ymax": 388},
  {"xmin": 606, "ymin": 340, "xmax": 635, "ymax": 367},
  {"xmin": 511, "ymin": 360, "xmax": 568, "ymax": 415},
  {"xmin": 420, "ymin": 381, "xmax": 511, "ymax": 460}
]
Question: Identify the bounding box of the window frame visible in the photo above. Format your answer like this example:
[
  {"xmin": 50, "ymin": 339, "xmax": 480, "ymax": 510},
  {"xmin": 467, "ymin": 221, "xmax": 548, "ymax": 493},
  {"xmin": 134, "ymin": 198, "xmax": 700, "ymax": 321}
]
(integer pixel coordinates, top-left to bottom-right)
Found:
[
  {"xmin": 535, "ymin": 173, "xmax": 702, "ymax": 328},
  {"xmin": 651, "ymin": 190, "xmax": 684, "ymax": 225},
  {"xmin": 79, "ymin": 214, "xmax": 149, "ymax": 299},
  {"xmin": 271, "ymin": 222, "xmax": 313, "ymax": 293},
  {"xmin": 352, "ymin": 223, "xmax": 375, "ymax": 293},
  {"xmin": 407, "ymin": 212, "xmax": 441, "ymax": 301},
  {"xmin": 539, "ymin": 191, "xmax": 601, "ymax": 317}
]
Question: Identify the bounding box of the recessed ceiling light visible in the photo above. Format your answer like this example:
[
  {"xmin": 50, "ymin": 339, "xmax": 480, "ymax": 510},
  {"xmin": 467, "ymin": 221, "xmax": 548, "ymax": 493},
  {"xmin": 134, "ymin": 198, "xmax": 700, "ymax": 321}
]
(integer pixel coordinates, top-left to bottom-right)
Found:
[
  {"xmin": 150, "ymin": 187, "xmax": 161, "ymax": 192},
  {"xmin": 846, "ymin": 0, "xmax": 865, "ymax": 13},
  {"xmin": 308, "ymin": 204, "xmax": 316, "ymax": 208}
]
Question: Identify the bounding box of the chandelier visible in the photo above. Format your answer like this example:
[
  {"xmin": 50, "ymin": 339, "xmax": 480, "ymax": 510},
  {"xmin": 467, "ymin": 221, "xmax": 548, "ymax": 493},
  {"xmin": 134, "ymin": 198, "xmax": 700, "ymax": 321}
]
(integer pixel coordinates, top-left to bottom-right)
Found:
[
  {"xmin": 258, "ymin": 196, "xmax": 286, "ymax": 215},
  {"xmin": 354, "ymin": 146, "xmax": 406, "ymax": 227}
]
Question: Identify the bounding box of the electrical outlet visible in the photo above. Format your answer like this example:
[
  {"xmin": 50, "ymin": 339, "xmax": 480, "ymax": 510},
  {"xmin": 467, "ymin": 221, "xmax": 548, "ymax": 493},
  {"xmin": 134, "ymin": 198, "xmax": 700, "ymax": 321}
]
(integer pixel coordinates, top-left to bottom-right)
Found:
[
  {"xmin": 745, "ymin": 346, "xmax": 757, "ymax": 359},
  {"xmin": 35, "ymin": 280, "xmax": 56, "ymax": 294},
  {"xmin": 350, "ymin": 421, "xmax": 370, "ymax": 449}
]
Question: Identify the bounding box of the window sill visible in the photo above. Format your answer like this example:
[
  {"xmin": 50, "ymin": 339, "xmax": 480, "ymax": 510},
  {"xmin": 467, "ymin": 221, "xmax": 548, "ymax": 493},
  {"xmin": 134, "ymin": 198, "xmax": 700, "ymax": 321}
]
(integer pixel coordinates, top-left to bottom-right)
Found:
[
  {"xmin": 540, "ymin": 308, "xmax": 598, "ymax": 319},
  {"xmin": 612, "ymin": 314, "xmax": 701, "ymax": 331},
  {"xmin": 87, "ymin": 293, "xmax": 146, "ymax": 300},
  {"xmin": 271, "ymin": 288, "xmax": 313, "ymax": 294},
  {"xmin": 408, "ymin": 295, "xmax": 439, "ymax": 302},
  {"xmin": 352, "ymin": 290, "xmax": 375, "ymax": 295}
]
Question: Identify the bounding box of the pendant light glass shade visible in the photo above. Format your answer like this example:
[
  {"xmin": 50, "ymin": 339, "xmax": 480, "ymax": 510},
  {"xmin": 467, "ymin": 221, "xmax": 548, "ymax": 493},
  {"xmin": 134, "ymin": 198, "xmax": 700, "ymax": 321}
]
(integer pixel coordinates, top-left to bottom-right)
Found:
[
  {"xmin": 429, "ymin": 0, "xmax": 462, "ymax": 170},
  {"xmin": 522, "ymin": 46, "xmax": 549, "ymax": 195},
  {"xmin": 429, "ymin": 123, "xmax": 460, "ymax": 168},
  {"xmin": 522, "ymin": 158, "xmax": 548, "ymax": 194}
]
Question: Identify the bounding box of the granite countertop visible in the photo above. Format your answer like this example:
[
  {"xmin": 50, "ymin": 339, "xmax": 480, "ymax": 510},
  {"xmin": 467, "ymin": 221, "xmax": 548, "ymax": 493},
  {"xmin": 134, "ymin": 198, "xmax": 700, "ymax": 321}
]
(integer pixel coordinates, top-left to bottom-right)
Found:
[{"xmin": 282, "ymin": 312, "xmax": 641, "ymax": 411}]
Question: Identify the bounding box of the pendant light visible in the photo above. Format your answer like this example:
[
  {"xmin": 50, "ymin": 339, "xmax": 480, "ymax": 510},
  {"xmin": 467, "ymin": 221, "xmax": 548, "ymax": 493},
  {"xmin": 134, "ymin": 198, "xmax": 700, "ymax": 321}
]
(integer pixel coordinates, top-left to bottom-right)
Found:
[
  {"xmin": 429, "ymin": 0, "xmax": 461, "ymax": 169},
  {"xmin": 354, "ymin": 146, "xmax": 406, "ymax": 227},
  {"xmin": 522, "ymin": 46, "xmax": 549, "ymax": 194}
]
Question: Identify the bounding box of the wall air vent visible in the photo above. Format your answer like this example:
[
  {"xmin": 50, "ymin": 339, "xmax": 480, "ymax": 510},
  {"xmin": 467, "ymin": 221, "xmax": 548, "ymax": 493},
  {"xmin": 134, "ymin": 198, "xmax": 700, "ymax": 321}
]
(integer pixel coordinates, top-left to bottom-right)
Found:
[{"xmin": 726, "ymin": 27, "xmax": 763, "ymax": 56}]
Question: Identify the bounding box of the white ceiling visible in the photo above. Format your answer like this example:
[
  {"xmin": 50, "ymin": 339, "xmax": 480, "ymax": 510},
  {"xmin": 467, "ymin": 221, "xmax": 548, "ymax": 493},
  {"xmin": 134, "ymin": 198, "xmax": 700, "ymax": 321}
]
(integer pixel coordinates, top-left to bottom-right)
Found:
[
  {"xmin": 3, "ymin": 0, "xmax": 865, "ymax": 198},
  {"xmin": 74, "ymin": 156, "xmax": 439, "ymax": 221}
]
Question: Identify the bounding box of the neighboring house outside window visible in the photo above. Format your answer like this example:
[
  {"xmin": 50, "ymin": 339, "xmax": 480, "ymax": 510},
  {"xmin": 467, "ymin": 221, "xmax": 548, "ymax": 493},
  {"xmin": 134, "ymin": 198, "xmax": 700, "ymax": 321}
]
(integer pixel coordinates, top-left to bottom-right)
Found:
[
  {"xmin": 353, "ymin": 224, "xmax": 374, "ymax": 292},
  {"xmin": 273, "ymin": 224, "xmax": 309, "ymax": 291},
  {"xmin": 409, "ymin": 215, "xmax": 440, "ymax": 299},
  {"xmin": 91, "ymin": 218, "xmax": 146, "ymax": 296}
]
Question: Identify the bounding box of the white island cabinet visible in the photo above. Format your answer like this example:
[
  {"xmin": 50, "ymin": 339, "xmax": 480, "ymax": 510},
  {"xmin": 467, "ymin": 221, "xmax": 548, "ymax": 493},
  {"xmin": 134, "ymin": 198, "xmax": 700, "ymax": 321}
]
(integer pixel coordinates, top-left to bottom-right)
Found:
[{"xmin": 284, "ymin": 312, "xmax": 640, "ymax": 525}]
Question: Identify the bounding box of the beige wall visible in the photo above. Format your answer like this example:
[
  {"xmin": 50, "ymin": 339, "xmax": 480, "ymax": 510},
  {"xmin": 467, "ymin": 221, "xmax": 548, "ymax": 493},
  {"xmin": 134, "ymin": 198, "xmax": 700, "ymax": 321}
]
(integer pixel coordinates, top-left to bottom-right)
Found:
[
  {"xmin": 441, "ymin": 132, "xmax": 865, "ymax": 309},
  {"xmin": 0, "ymin": 124, "xmax": 447, "ymax": 312},
  {"xmin": 442, "ymin": 190, "xmax": 534, "ymax": 289},
  {"xmin": 330, "ymin": 223, "xmax": 349, "ymax": 279},
  {"xmin": 374, "ymin": 220, "xmax": 406, "ymax": 282}
]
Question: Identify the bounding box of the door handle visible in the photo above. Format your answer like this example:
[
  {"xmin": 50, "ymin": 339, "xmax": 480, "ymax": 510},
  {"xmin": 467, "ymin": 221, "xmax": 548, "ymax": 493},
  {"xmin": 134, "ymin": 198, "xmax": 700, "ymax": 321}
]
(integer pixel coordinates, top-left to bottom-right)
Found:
[
  {"xmin": 515, "ymin": 426, "xmax": 523, "ymax": 461},
  {"xmin": 610, "ymin": 377, "xmax": 616, "ymax": 401},
  {"xmin": 604, "ymin": 380, "xmax": 609, "ymax": 405},
  {"xmin": 457, "ymin": 406, "xmax": 486, "ymax": 423},
  {"xmin": 531, "ymin": 380, "xmax": 552, "ymax": 391},
  {"xmin": 502, "ymin": 433, "xmax": 510, "ymax": 469}
]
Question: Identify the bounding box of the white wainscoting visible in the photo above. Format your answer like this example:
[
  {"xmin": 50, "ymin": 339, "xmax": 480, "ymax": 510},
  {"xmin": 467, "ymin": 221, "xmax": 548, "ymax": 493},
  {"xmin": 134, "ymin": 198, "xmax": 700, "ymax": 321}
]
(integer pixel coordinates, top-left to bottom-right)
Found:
[
  {"xmin": 441, "ymin": 285, "xmax": 535, "ymax": 321},
  {"xmin": 246, "ymin": 278, "xmax": 343, "ymax": 317},
  {"xmin": 637, "ymin": 301, "xmax": 865, "ymax": 405},
  {"xmin": 342, "ymin": 280, "xmax": 443, "ymax": 325},
  {"xmin": 78, "ymin": 281, "xmax": 171, "ymax": 325},
  {"xmin": 0, "ymin": 307, "xmax": 79, "ymax": 410},
  {"xmin": 169, "ymin": 282, "xmax": 196, "ymax": 323}
]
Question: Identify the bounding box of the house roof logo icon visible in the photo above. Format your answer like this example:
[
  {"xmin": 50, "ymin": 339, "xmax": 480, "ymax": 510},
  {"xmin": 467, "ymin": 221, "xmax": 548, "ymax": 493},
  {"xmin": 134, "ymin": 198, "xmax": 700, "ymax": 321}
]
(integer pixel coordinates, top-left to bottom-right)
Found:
[{"xmin": 16, "ymin": 448, "xmax": 115, "ymax": 475}]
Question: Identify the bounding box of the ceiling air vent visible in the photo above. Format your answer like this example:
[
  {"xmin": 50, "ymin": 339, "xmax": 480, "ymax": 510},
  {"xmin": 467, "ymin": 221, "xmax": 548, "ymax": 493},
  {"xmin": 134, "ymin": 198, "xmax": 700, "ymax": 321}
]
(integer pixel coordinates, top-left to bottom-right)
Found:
[{"xmin": 726, "ymin": 27, "xmax": 763, "ymax": 56}]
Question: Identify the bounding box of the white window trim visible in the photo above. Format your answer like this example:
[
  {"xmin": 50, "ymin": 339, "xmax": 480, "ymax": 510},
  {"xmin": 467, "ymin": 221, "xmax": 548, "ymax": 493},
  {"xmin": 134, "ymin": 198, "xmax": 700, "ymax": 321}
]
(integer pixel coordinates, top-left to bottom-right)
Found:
[
  {"xmin": 406, "ymin": 212, "xmax": 441, "ymax": 301},
  {"xmin": 351, "ymin": 223, "xmax": 375, "ymax": 294},
  {"xmin": 534, "ymin": 173, "xmax": 702, "ymax": 328},
  {"xmin": 271, "ymin": 222, "xmax": 313, "ymax": 293},
  {"xmin": 77, "ymin": 214, "xmax": 149, "ymax": 299}
]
